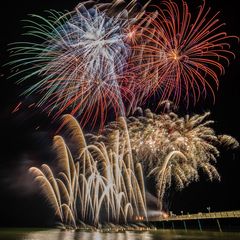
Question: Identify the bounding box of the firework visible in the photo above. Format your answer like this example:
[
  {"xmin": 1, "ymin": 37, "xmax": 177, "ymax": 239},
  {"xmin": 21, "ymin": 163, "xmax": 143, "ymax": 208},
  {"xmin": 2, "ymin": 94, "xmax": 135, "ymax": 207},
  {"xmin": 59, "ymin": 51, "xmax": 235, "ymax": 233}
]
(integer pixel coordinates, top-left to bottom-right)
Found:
[
  {"xmin": 7, "ymin": 0, "xmax": 238, "ymax": 125},
  {"xmin": 29, "ymin": 114, "xmax": 147, "ymax": 227},
  {"xmin": 29, "ymin": 104, "xmax": 238, "ymax": 222},
  {"xmin": 100, "ymin": 103, "xmax": 239, "ymax": 210},
  {"xmin": 130, "ymin": 0, "xmax": 237, "ymax": 107},
  {"xmin": 8, "ymin": 0, "xmax": 148, "ymax": 128}
]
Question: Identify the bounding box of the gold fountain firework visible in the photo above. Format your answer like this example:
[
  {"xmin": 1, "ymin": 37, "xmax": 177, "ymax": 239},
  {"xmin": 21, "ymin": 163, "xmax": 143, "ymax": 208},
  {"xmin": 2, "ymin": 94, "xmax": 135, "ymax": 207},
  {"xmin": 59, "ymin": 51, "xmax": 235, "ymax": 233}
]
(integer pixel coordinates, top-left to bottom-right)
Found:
[{"xmin": 29, "ymin": 114, "xmax": 147, "ymax": 227}]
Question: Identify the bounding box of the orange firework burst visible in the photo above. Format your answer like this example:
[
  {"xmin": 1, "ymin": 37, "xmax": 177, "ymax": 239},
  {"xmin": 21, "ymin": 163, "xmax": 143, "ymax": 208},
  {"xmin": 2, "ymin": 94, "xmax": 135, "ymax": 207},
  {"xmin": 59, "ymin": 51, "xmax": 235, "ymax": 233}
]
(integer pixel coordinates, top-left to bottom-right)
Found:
[{"xmin": 130, "ymin": 0, "xmax": 238, "ymax": 107}]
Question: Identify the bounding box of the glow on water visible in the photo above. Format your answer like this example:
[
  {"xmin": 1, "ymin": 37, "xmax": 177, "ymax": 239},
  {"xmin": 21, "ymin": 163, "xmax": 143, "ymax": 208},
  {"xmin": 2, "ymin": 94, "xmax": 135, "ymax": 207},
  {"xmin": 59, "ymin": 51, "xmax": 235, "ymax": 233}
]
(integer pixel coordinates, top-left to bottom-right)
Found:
[{"xmin": 0, "ymin": 229, "xmax": 240, "ymax": 240}]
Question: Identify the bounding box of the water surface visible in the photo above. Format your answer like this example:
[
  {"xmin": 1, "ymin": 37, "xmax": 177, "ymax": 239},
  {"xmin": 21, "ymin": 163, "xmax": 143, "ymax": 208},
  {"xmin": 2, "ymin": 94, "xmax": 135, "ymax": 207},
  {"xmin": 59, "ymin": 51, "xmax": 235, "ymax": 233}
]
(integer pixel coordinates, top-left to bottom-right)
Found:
[{"xmin": 1, "ymin": 228, "xmax": 240, "ymax": 240}]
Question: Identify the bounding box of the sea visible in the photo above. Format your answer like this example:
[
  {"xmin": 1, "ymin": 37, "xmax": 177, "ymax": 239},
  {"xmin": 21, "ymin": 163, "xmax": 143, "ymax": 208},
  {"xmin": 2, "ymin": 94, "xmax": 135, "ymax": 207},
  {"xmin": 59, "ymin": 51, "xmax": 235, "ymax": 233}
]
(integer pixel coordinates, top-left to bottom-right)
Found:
[{"xmin": 0, "ymin": 228, "xmax": 240, "ymax": 240}]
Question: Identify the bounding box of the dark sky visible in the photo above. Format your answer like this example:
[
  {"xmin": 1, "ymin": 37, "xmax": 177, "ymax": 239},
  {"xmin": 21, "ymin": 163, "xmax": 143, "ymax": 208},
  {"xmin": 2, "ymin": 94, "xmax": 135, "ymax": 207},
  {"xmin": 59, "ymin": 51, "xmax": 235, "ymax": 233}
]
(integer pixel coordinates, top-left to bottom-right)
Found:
[{"xmin": 0, "ymin": 0, "xmax": 239, "ymax": 227}]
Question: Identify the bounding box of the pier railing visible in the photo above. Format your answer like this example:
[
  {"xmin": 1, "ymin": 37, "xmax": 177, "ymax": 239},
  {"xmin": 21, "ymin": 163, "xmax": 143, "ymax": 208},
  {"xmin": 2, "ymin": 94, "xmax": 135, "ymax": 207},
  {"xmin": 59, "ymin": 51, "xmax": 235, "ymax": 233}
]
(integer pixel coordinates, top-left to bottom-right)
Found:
[{"xmin": 149, "ymin": 210, "xmax": 240, "ymax": 222}]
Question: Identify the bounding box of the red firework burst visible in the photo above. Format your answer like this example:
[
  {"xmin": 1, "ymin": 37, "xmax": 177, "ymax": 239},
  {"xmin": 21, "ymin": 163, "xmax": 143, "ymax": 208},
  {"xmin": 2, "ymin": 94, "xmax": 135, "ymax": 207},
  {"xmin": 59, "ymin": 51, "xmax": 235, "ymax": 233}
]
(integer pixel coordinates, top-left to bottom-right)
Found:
[{"xmin": 130, "ymin": 0, "xmax": 238, "ymax": 107}]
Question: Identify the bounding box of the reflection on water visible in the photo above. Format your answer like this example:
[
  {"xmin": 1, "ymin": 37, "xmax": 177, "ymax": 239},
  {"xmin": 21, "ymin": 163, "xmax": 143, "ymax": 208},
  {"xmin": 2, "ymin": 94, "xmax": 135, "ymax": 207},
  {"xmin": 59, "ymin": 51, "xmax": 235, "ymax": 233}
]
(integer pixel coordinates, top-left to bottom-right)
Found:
[{"xmin": 0, "ymin": 229, "xmax": 240, "ymax": 240}]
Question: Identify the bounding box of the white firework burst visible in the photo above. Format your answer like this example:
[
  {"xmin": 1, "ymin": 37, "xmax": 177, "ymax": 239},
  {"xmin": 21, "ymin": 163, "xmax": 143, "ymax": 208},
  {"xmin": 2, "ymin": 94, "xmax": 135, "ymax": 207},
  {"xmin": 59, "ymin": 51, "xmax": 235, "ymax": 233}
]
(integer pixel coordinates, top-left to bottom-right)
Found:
[{"xmin": 8, "ymin": 0, "xmax": 147, "ymax": 127}]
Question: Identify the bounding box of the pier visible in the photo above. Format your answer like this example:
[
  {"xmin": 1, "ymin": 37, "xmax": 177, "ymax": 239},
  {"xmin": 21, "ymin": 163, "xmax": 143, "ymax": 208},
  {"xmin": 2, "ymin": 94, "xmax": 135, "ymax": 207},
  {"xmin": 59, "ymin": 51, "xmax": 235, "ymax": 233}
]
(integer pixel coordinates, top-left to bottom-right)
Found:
[{"xmin": 148, "ymin": 210, "xmax": 240, "ymax": 232}]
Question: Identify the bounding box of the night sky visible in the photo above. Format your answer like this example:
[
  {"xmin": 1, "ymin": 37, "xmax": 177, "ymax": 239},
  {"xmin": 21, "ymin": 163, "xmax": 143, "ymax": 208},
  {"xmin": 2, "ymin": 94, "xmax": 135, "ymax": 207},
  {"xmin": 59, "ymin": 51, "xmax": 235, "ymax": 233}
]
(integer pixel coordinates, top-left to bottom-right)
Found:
[{"xmin": 0, "ymin": 0, "xmax": 239, "ymax": 227}]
